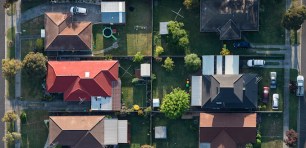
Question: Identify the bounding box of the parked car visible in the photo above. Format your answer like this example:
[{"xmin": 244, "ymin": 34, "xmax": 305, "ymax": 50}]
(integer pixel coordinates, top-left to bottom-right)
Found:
[
  {"xmin": 270, "ymin": 72, "xmax": 277, "ymax": 89},
  {"xmin": 263, "ymin": 87, "xmax": 269, "ymax": 103},
  {"xmin": 297, "ymin": 75, "xmax": 304, "ymax": 96},
  {"xmin": 272, "ymin": 94, "xmax": 279, "ymax": 110},
  {"xmin": 233, "ymin": 41, "xmax": 251, "ymax": 48},
  {"xmin": 70, "ymin": 6, "xmax": 87, "ymax": 15},
  {"xmin": 247, "ymin": 59, "xmax": 265, "ymax": 67}
]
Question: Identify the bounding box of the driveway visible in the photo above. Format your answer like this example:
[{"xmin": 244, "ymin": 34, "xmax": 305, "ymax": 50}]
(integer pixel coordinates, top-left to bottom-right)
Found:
[{"xmin": 21, "ymin": 3, "xmax": 101, "ymax": 23}]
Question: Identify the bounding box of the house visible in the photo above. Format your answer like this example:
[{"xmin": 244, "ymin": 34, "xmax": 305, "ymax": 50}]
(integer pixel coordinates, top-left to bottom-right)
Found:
[
  {"xmin": 48, "ymin": 116, "xmax": 129, "ymax": 147},
  {"xmin": 45, "ymin": 13, "xmax": 92, "ymax": 51},
  {"xmin": 46, "ymin": 60, "xmax": 121, "ymax": 111},
  {"xmin": 200, "ymin": 0, "xmax": 259, "ymax": 40},
  {"xmin": 199, "ymin": 113, "xmax": 256, "ymax": 148},
  {"xmin": 191, "ymin": 74, "xmax": 258, "ymax": 111}
]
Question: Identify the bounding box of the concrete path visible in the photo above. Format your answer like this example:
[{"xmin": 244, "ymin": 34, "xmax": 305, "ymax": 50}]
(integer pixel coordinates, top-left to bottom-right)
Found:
[
  {"xmin": 251, "ymin": 44, "xmax": 288, "ymax": 49},
  {"xmin": 21, "ymin": 3, "xmax": 101, "ymax": 24}
]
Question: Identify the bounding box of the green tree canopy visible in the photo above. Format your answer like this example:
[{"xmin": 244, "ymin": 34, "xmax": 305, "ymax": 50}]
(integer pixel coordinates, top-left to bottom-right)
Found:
[
  {"xmin": 183, "ymin": 0, "xmax": 193, "ymax": 9},
  {"xmin": 1, "ymin": 59, "xmax": 22, "ymax": 79},
  {"xmin": 160, "ymin": 88, "xmax": 190, "ymax": 119},
  {"xmin": 162, "ymin": 57, "xmax": 174, "ymax": 71},
  {"xmin": 22, "ymin": 52, "xmax": 47, "ymax": 78},
  {"xmin": 2, "ymin": 132, "xmax": 14, "ymax": 143},
  {"xmin": 167, "ymin": 21, "xmax": 190, "ymax": 52},
  {"xmin": 282, "ymin": 5, "xmax": 306, "ymax": 30},
  {"xmin": 133, "ymin": 52, "xmax": 144, "ymax": 63},
  {"xmin": 2, "ymin": 111, "xmax": 17, "ymax": 122},
  {"xmin": 154, "ymin": 46, "xmax": 164, "ymax": 57},
  {"xmin": 184, "ymin": 53, "xmax": 201, "ymax": 71}
]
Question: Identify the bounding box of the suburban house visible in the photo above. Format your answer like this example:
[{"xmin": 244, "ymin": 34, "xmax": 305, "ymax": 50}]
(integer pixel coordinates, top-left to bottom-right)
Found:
[
  {"xmin": 46, "ymin": 60, "xmax": 121, "ymax": 111},
  {"xmin": 44, "ymin": 12, "xmax": 92, "ymax": 51},
  {"xmin": 200, "ymin": 0, "xmax": 259, "ymax": 40},
  {"xmin": 49, "ymin": 116, "xmax": 129, "ymax": 147},
  {"xmin": 199, "ymin": 113, "xmax": 257, "ymax": 148},
  {"xmin": 191, "ymin": 55, "xmax": 258, "ymax": 111}
]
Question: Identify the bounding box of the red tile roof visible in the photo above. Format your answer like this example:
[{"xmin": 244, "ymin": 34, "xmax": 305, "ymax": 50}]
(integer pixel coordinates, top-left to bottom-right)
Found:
[
  {"xmin": 46, "ymin": 61, "xmax": 119, "ymax": 101},
  {"xmin": 199, "ymin": 113, "xmax": 257, "ymax": 147}
]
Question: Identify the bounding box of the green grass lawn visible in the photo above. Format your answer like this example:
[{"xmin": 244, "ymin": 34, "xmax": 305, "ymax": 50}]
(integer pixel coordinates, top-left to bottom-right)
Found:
[
  {"xmin": 289, "ymin": 69, "xmax": 298, "ymax": 131},
  {"xmin": 241, "ymin": 68, "xmax": 284, "ymax": 111},
  {"xmin": 119, "ymin": 59, "xmax": 148, "ymax": 108},
  {"xmin": 21, "ymin": 0, "xmax": 48, "ymax": 13},
  {"xmin": 21, "ymin": 39, "xmax": 44, "ymax": 101},
  {"xmin": 119, "ymin": 116, "xmax": 151, "ymax": 148},
  {"xmin": 21, "ymin": 15, "xmax": 44, "ymax": 36},
  {"xmin": 152, "ymin": 114, "xmax": 198, "ymax": 148},
  {"xmin": 261, "ymin": 137, "xmax": 283, "ymax": 148},
  {"xmin": 93, "ymin": 0, "xmax": 152, "ymax": 56},
  {"xmin": 153, "ymin": 0, "xmax": 221, "ymax": 56},
  {"xmin": 21, "ymin": 110, "xmax": 49, "ymax": 148},
  {"xmin": 260, "ymin": 113, "xmax": 283, "ymax": 137},
  {"xmin": 153, "ymin": 58, "xmax": 195, "ymax": 99},
  {"xmin": 244, "ymin": 0, "xmax": 286, "ymax": 44}
]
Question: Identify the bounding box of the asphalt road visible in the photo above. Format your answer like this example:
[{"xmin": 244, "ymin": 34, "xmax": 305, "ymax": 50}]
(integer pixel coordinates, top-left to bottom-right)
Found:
[
  {"xmin": 300, "ymin": 22, "xmax": 306, "ymax": 148},
  {"xmin": 0, "ymin": 1, "xmax": 6, "ymax": 148}
]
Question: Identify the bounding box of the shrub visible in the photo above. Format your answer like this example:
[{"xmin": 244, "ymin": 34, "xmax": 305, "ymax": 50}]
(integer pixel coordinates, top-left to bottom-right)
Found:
[
  {"xmin": 132, "ymin": 78, "xmax": 140, "ymax": 84},
  {"xmin": 35, "ymin": 38, "xmax": 44, "ymax": 51},
  {"xmin": 20, "ymin": 111, "xmax": 27, "ymax": 124},
  {"xmin": 154, "ymin": 46, "xmax": 164, "ymax": 57},
  {"xmin": 162, "ymin": 57, "xmax": 174, "ymax": 71},
  {"xmin": 284, "ymin": 129, "xmax": 298, "ymax": 147},
  {"xmin": 133, "ymin": 52, "xmax": 144, "ymax": 63},
  {"xmin": 184, "ymin": 53, "xmax": 201, "ymax": 71},
  {"xmin": 138, "ymin": 110, "xmax": 144, "ymax": 116}
]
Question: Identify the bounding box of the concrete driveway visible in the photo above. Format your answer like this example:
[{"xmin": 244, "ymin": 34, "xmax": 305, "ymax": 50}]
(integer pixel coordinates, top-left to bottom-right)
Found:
[{"xmin": 22, "ymin": 3, "xmax": 101, "ymax": 23}]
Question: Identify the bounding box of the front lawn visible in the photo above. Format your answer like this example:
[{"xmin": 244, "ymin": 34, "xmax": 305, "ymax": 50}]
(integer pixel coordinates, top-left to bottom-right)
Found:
[
  {"xmin": 244, "ymin": 0, "xmax": 286, "ymax": 44},
  {"xmin": 289, "ymin": 69, "xmax": 298, "ymax": 130},
  {"xmin": 261, "ymin": 137, "xmax": 283, "ymax": 148},
  {"xmin": 152, "ymin": 114, "xmax": 198, "ymax": 148},
  {"xmin": 153, "ymin": 0, "xmax": 221, "ymax": 56},
  {"xmin": 153, "ymin": 58, "xmax": 193, "ymax": 99},
  {"xmin": 92, "ymin": 0, "xmax": 152, "ymax": 56},
  {"xmin": 21, "ymin": 110, "xmax": 49, "ymax": 148},
  {"xmin": 260, "ymin": 113, "xmax": 283, "ymax": 137},
  {"xmin": 241, "ymin": 68, "xmax": 284, "ymax": 111},
  {"xmin": 21, "ymin": 39, "xmax": 44, "ymax": 101},
  {"xmin": 21, "ymin": 15, "xmax": 44, "ymax": 36}
]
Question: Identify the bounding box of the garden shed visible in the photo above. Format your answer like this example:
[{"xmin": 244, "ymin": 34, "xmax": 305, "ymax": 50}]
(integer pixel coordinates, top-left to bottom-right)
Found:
[
  {"xmin": 141, "ymin": 63, "xmax": 151, "ymax": 77},
  {"xmin": 155, "ymin": 126, "xmax": 167, "ymax": 139}
]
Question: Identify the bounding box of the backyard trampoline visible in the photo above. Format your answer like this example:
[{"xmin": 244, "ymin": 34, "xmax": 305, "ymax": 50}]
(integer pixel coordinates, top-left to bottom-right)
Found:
[{"xmin": 103, "ymin": 27, "xmax": 117, "ymax": 40}]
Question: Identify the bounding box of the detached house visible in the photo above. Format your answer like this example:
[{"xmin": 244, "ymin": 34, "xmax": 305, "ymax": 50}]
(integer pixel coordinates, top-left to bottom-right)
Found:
[
  {"xmin": 44, "ymin": 13, "xmax": 92, "ymax": 51},
  {"xmin": 46, "ymin": 60, "xmax": 121, "ymax": 111},
  {"xmin": 49, "ymin": 116, "xmax": 129, "ymax": 147}
]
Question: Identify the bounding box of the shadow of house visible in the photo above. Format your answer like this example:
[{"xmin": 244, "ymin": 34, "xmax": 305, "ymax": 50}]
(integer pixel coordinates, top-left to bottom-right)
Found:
[{"xmin": 200, "ymin": 0, "xmax": 259, "ymax": 40}]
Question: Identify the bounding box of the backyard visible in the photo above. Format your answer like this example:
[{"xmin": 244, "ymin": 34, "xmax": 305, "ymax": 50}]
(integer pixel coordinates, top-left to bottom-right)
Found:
[
  {"xmin": 259, "ymin": 113, "xmax": 283, "ymax": 148},
  {"xmin": 152, "ymin": 114, "xmax": 198, "ymax": 148},
  {"xmin": 152, "ymin": 57, "xmax": 194, "ymax": 99},
  {"xmin": 21, "ymin": 110, "xmax": 49, "ymax": 148},
  {"xmin": 240, "ymin": 68, "xmax": 284, "ymax": 111},
  {"xmin": 92, "ymin": 0, "xmax": 152, "ymax": 56}
]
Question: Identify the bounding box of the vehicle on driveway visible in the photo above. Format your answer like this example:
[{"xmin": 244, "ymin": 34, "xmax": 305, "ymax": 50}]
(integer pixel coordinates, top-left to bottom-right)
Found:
[
  {"xmin": 272, "ymin": 94, "xmax": 279, "ymax": 110},
  {"xmin": 233, "ymin": 41, "xmax": 251, "ymax": 48},
  {"xmin": 270, "ymin": 72, "xmax": 277, "ymax": 89},
  {"xmin": 70, "ymin": 6, "xmax": 87, "ymax": 15},
  {"xmin": 263, "ymin": 86, "xmax": 269, "ymax": 103},
  {"xmin": 297, "ymin": 75, "xmax": 304, "ymax": 97},
  {"xmin": 247, "ymin": 59, "xmax": 265, "ymax": 67}
]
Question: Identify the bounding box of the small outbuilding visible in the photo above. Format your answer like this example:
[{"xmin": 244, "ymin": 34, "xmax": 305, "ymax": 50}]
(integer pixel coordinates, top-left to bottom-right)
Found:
[
  {"xmin": 141, "ymin": 63, "xmax": 151, "ymax": 77},
  {"xmin": 159, "ymin": 22, "xmax": 169, "ymax": 35},
  {"xmin": 155, "ymin": 126, "xmax": 167, "ymax": 139},
  {"xmin": 153, "ymin": 98, "xmax": 160, "ymax": 107}
]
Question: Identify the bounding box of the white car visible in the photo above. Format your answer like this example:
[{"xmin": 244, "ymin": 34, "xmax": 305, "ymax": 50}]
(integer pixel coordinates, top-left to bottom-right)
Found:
[
  {"xmin": 247, "ymin": 59, "xmax": 265, "ymax": 67},
  {"xmin": 272, "ymin": 94, "xmax": 279, "ymax": 110},
  {"xmin": 70, "ymin": 6, "xmax": 87, "ymax": 15},
  {"xmin": 297, "ymin": 75, "xmax": 304, "ymax": 96}
]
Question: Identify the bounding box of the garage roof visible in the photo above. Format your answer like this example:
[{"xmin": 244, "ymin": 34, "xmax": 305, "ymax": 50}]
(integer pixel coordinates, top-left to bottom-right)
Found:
[
  {"xmin": 202, "ymin": 56, "xmax": 214, "ymax": 75},
  {"xmin": 101, "ymin": 1, "xmax": 126, "ymax": 24},
  {"xmin": 225, "ymin": 55, "xmax": 239, "ymax": 74}
]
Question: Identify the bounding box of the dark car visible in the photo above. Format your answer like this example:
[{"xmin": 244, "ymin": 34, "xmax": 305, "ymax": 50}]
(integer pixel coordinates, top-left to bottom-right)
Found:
[
  {"xmin": 233, "ymin": 41, "xmax": 251, "ymax": 48},
  {"xmin": 263, "ymin": 87, "xmax": 269, "ymax": 103}
]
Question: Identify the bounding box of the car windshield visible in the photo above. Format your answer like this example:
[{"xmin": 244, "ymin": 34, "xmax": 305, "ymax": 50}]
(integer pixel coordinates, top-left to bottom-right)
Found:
[{"xmin": 73, "ymin": 7, "xmax": 77, "ymax": 13}]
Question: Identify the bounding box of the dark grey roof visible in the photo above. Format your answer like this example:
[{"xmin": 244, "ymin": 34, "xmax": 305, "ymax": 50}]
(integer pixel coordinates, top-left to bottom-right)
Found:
[
  {"xmin": 201, "ymin": 74, "xmax": 257, "ymax": 110},
  {"xmin": 200, "ymin": 0, "xmax": 259, "ymax": 40},
  {"xmin": 218, "ymin": 20, "xmax": 241, "ymax": 40}
]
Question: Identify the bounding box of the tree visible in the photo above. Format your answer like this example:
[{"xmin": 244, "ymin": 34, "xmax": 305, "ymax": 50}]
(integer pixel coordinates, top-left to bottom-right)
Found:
[
  {"xmin": 183, "ymin": 0, "xmax": 193, "ymax": 9},
  {"xmin": 11, "ymin": 132, "xmax": 21, "ymax": 141},
  {"xmin": 184, "ymin": 53, "xmax": 201, "ymax": 71},
  {"xmin": 133, "ymin": 52, "xmax": 144, "ymax": 62},
  {"xmin": 282, "ymin": 5, "xmax": 306, "ymax": 31},
  {"xmin": 154, "ymin": 46, "xmax": 164, "ymax": 57},
  {"xmin": 162, "ymin": 57, "xmax": 174, "ymax": 71},
  {"xmin": 160, "ymin": 88, "xmax": 190, "ymax": 119},
  {"xmin": 284, "ymin": 129, "xmax": 298, "ymax": 147},
  {"xmin": 2, "ymin": 111, "xmax": 17, "ymax": 122},
  {"xmin": 22, "ymin": 52, "xmax": 47, "ymax": 78},
  {"xmin": 2, "ymin": 132, "xmax": 14, "ymax": 143},
  {"xmin": 167, "ymin": 21, "xmax": 190, "ymax": 52},
  {"xmin": 1, "ymin": 59, "xmax": 22, "ymax": 79}
]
